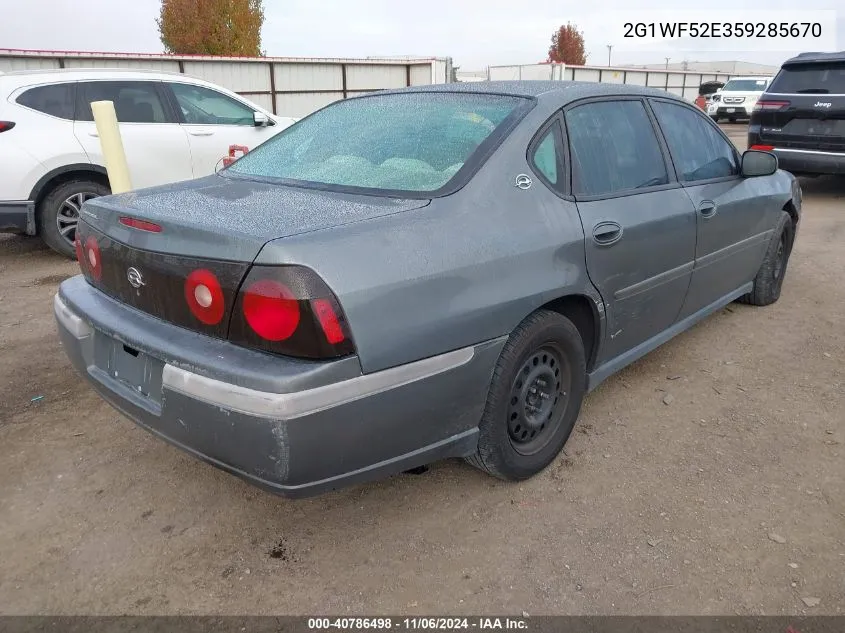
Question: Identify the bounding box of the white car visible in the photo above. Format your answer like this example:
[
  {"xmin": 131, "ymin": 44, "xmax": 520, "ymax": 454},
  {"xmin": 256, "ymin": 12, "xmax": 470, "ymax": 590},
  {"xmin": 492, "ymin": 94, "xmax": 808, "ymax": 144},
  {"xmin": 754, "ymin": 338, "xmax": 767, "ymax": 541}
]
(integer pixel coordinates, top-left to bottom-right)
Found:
[
  {"xmin": 0, "ymin": 68, "xmax": 296, "ymax": 256},
  {"xmin": 707, "ymin": 76, "xmax": 773, "ymax": 122}
]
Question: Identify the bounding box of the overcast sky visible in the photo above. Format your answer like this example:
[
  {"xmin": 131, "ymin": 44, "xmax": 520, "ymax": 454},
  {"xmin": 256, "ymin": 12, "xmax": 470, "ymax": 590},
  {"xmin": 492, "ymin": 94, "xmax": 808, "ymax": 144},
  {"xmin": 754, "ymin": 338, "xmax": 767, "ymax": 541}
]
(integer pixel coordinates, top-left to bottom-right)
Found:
[{"xmin": 0, "ymin": 0, "xmax": 841, "ymax": 70}]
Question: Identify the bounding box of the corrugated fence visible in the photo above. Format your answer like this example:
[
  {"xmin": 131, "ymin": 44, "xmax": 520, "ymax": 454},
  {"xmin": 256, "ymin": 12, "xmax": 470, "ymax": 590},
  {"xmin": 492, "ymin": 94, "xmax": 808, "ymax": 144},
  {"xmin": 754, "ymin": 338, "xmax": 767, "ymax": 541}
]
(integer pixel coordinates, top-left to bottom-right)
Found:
[
  {"xmin": 0, "ymin": 49, "xmax": 451, "ymax": 118},
  {"xmin": 487, "ymin": 63, "xmax": 761, "ymax": 101}
]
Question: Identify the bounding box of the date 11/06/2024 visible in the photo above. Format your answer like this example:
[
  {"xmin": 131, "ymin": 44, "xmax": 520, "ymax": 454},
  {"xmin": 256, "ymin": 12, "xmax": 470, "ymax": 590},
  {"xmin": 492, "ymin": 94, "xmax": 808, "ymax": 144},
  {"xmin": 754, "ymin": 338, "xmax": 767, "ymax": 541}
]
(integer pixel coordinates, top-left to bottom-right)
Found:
[
  {"xmin": 623, "ymin": 21, "xmax": 822, "ymax": 38},
  {"xmin": 308, "ymin": 617, "xmax": 528, "ymax": 630}
]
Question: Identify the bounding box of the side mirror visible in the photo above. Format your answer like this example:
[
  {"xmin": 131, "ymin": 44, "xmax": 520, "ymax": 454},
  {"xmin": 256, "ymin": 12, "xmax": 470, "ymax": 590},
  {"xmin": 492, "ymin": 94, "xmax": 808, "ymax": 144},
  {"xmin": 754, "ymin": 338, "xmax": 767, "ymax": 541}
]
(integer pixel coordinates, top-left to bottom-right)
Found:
[
  {"xmin": 253, "ymin": 111, "xmax": 269, "ymax": 127},
  {"xmin": 741, "ymin": 150, "xmax": 778, "ymax": 177}
]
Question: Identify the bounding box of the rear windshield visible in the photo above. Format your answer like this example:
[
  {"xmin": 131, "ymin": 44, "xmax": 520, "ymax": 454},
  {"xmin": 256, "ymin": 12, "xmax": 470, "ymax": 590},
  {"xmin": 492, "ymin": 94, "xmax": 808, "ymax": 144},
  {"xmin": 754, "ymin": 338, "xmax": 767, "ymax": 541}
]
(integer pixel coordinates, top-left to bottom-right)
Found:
[
  {"xmin": 721, "ymin": 79, "xmax": 770, "ymax": 92},
  {"xmin": 768, "ymin": 62, "xmax": 845, "ymax": 94},
  {"xmin": 227, "ymin": 92, "xmax": 528, "ymax": 194}
]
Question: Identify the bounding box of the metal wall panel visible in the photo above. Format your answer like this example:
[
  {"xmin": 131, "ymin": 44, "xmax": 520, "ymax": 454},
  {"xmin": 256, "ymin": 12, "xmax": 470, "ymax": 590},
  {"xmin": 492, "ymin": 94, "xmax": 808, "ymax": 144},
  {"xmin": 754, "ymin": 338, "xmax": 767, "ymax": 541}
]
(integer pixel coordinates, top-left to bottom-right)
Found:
[
  {"xmin": 274, "ymin": 63, "xmax": 342, "ymax": 91},
  {"xmin": 409, "ymin": 64, "xmax": 432, "ymax": 85},
  {"xmin": 433, "ymin": 59, "xmax": 448, "ymax": 84},
  {"xmin": 245, "ymin": 92, "xmax": 274, "ymax": 112},
  {"xmin": 520, "ymin": 64, "xmax": 554, "ymax": 80},
  {"xmin": 183, "ymin": 61, "xmax": 269, "ymax": 92},
  {"xmin": 0, "ymin": 57, "xmax": 58, "ymax": 71},
  {"xmin": 666, "ymin": 73, "xmax": 686, "ymax": 86},
  {"xmin": 345, "ymin": 64, "xmax": 406, "ymax": 90},
  {"xmin": 274, "ymin": 91, "xmax": 343, "ymax": 118},
  {"xmin": 572, "ymin": 67, "xmax": 601, "ymax": 82},
  {"xmin": 624, "ymin": 70, "xmax": 648, "ymax": 86},
  {"xmin": 63, "ymin": 58, "xmax": 181, "ymax": 72},
  {"xmin": 487, "ymin": 66, "xmax": 520, "ymax": 80},
  {"xmin": 599, "ymin": 70, "xmax": 626, "ymax": 84}
]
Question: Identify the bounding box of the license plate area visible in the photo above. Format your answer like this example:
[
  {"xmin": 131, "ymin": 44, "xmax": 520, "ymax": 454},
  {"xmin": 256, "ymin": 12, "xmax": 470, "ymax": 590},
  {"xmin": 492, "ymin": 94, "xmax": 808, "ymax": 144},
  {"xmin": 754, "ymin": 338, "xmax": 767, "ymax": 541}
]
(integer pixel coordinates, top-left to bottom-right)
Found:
[
  {"xmin": 94, "ymin": 333, "xmax": 163, "ymax": 404},
  {"xmin": 726, "ymin": 108, "xmax": 736, "ymax": 113}
]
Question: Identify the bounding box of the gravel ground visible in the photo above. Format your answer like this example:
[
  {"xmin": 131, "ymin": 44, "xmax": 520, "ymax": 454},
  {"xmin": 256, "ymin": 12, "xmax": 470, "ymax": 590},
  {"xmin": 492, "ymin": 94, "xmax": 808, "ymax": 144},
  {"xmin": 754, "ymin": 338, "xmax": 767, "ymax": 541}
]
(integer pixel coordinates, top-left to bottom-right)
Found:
[{"xmin": 0, "ymin": 125, "xmax": 842, "ymax": 615}]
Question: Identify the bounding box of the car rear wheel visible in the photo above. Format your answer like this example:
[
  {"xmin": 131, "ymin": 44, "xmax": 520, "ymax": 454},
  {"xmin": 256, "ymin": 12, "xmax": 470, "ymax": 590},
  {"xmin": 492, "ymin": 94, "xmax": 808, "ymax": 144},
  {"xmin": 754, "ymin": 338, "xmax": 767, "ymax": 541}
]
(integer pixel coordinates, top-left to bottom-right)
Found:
[
  {"xmin": 38, "ymin": 179, "xmax": 110, "ymax": 258},
  {"xmin": 738, "ymin": 211, "xmax": 794, "ymax": 306},
  {"xmin": 467, "ymin": 310, "xmax": 587, "ymax": 481}
]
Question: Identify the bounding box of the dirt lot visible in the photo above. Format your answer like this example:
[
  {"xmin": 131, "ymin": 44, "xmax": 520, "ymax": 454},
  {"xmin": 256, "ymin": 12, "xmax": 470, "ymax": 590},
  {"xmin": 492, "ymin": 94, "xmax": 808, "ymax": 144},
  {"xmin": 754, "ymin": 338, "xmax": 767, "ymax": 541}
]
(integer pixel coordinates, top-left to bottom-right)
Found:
[{"xmin": 0, "ymin": 125, "xmax": 843, "ymax": 616}]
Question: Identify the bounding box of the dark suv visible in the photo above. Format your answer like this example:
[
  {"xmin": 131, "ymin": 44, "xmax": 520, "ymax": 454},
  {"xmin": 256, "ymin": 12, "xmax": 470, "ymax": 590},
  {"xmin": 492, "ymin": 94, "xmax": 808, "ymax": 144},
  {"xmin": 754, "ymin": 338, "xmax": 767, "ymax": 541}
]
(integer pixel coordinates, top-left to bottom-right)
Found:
[{"xmin": 748, "ymin": 51, "xmax": 845, "ymax": 176}]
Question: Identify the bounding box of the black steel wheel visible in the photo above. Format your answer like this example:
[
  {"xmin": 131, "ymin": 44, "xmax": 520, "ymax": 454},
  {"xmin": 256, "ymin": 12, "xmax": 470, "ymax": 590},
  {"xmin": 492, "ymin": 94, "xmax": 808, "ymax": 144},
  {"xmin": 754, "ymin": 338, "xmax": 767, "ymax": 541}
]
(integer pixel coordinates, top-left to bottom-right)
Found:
[
  {"xmin": 468, "ymin": 310, "xmax": 587, "ymax": 481},
  {"xmin": 506, "ymin": 344, "xmax": 571, "ymax": 456}
]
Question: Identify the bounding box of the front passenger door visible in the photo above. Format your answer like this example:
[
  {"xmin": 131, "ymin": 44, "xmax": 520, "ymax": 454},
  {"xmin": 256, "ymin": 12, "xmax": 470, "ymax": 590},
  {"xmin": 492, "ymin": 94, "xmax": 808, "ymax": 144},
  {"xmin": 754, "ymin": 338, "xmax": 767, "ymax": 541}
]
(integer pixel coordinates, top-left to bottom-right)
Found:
[
  {"xmin": 564, "ymin": 99, "xmax": 697, "ymax": 364},
  {"xmin": 167, "ymin": 83, "xmax": 279, "ymax": 176},
  {"xmin": 649, "ymin": 99, "xmax": 774, "ymax": 318}
]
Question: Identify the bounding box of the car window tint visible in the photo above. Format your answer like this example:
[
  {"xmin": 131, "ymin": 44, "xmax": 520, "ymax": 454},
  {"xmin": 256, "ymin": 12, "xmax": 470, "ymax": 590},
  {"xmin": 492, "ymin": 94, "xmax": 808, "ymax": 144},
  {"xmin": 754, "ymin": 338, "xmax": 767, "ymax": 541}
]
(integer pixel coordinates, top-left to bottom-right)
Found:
[
  {"xmin": 651, "ymin": 101, "xmax": 738, "ymax": 182},
  {"xmin": 565, "ymin": 100, "xmax": 668, "ymax": 196},
  {"xmin": 768, "ymin": 62, "xmax": 845, "ymax": 94},
  {"xmin": 171, "ymin": 83, "xmax": 255, "ymax": 125},
  {"xmin": 228, "ymin": 93, "xmax": 526, "ymax": 193},
  {"xmin": 77, "ymin": 82, "xmax": 167, "ymax": 123},
  {"xmin": 16, "ymin": 83, "xmax": 75, "ymax": 119},
  {"xmin": 532, "ymin": 127, "xmax": 558, "ymax": 185}
]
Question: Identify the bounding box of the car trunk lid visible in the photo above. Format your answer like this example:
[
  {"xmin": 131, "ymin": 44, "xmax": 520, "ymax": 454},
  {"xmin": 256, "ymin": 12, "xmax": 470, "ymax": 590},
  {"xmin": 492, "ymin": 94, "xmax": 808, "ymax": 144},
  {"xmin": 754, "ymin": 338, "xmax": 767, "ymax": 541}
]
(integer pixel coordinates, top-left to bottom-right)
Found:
[{"xmin": 80, "ymin": 174, "xmax": 430, "ymax": 261}]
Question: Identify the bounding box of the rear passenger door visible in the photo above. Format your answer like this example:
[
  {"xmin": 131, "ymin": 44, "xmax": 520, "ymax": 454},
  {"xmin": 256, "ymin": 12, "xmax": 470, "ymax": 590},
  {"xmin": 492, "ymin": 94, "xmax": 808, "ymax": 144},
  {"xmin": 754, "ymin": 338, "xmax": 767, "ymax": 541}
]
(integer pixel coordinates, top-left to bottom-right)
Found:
[
  {"xmin": 74, "ymin": 81, "xmax": 194, "ymax": 190},
  {"xmin": 564, "ymin": 98, "xmax": 697, "ymax": 364},
  {"xmin": 649, "ymin": 99, "xmax": 773, "ymax": 318}
]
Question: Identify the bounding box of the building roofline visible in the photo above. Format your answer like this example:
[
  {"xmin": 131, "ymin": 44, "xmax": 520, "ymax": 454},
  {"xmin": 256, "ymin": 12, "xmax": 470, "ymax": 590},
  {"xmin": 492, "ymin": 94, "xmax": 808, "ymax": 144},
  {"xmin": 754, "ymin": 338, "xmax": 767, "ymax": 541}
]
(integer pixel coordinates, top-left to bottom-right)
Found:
[{"xmin": 0, "ymin": 47, "xmax": 444, "ymax": 65}]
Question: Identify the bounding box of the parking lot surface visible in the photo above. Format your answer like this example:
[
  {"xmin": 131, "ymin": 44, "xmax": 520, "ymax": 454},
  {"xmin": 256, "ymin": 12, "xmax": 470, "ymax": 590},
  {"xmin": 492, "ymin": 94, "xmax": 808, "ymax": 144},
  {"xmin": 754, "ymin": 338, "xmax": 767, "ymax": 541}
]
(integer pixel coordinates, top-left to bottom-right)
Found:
[{"xmin": 0, "ymin": 125, "xmax": 843, "ymax": 615}]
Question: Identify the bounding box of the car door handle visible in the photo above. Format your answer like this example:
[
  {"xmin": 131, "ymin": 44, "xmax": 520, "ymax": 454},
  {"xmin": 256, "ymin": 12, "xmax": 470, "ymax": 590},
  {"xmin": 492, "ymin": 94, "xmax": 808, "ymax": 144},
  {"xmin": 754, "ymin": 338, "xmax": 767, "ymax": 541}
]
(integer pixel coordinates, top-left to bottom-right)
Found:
[
  {"xmin": 88, "ymin": 132, "xmax": 99, "ymax": 138},
  {"xmin": 188, "ymin": 130, "xmax": 214, "ymax": 137},
  {"xmin": 699, "ymin": 202, "xmax": 717, "ymax": 218},
  {"xmin": 592, "ymin": 221, "xmax": 623, "ymax": 246}
]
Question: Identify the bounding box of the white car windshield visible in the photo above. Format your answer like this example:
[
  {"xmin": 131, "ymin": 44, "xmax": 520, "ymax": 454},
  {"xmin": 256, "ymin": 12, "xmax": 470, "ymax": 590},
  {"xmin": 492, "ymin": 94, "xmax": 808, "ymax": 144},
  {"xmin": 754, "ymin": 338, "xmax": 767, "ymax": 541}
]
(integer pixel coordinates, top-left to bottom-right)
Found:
[{"xmin": 721, "ymin": 79, "xmax": 769, "ymax": 91}]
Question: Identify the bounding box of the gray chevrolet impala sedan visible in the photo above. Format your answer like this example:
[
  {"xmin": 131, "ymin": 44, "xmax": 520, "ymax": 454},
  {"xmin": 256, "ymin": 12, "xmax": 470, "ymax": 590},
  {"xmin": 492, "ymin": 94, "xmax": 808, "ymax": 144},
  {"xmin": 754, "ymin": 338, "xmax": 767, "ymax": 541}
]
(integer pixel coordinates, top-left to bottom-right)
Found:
[{"xmin": 55, "ymin": 81, "xmax": 801, "ymax": 497}]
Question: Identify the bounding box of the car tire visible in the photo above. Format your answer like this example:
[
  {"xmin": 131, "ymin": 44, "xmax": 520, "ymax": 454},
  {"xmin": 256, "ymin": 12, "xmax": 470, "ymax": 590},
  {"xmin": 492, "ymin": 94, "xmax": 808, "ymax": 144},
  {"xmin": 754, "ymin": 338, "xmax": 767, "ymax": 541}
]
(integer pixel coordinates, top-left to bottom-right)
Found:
[
  {"xmin": 710, "ymin": 115, "xmax": 719, "ymax": 122},
  {"xmin": 467, "ymin": 310, "xmax": 587, "ymax": 481},
  {"xmin": 38, "ymin": 179, "xmax": 110, "ymax": 258},
  {"xmin": 738, "ymin": 211, "xmax": 794, "ymax": 306}
]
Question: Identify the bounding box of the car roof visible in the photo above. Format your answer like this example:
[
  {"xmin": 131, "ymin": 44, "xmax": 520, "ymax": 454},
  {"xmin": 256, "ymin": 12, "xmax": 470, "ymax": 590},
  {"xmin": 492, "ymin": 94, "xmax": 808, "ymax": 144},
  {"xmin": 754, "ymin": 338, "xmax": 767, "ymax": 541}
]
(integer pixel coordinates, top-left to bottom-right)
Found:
[
  {"xmin": 377, "ymin": 80, "xmax": 687, "ymax": 105},
  {"xmin": 783, "ymin": 51, "xmax": 845, "ymax": 65}
]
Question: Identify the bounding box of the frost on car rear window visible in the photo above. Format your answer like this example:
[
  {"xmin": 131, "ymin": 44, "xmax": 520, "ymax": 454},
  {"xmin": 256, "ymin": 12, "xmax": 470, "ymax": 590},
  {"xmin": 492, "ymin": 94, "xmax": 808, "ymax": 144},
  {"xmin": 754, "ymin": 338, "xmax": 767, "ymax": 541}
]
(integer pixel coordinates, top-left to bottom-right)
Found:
[
  {"xmin": 768, "ymin": 62, "xmax": 845, "ymax": 94},
  {"xmin": 227, "ymin": 93, "xmax": 525, "ymax": 193}
]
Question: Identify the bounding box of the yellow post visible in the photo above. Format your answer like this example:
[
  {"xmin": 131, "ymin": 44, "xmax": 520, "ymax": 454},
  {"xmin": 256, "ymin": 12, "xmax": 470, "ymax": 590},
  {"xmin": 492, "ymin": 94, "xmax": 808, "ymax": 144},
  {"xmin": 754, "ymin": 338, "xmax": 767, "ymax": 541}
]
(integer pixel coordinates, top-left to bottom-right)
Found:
[{"xmin": 90, "ymin": 100, "xmax": 132, "ymax": 194}]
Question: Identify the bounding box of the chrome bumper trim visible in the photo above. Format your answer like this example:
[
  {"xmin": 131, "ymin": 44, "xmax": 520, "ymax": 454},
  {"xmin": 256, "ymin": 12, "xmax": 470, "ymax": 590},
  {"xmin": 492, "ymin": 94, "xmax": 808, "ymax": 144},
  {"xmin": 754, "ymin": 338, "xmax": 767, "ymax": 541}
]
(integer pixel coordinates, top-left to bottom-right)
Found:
[
  {"xmin": 162, "ymin": 346, "xmax": 475, "ymax": 420},
  {"xmin": 54, "ymin": 293, "xmax": 93, "ymax": 339}
]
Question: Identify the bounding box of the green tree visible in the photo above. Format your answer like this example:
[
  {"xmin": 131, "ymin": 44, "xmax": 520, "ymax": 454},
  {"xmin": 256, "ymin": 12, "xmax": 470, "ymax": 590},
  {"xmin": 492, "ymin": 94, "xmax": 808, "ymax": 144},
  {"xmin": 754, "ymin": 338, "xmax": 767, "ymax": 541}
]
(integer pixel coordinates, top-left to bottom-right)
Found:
[
  {"xmin": 157, "ymin": 0, "xmax": 265, "ymax": 56},
  {"xmin": 547, "ymin": 23, "xmax": 587, "ymax": 65}
]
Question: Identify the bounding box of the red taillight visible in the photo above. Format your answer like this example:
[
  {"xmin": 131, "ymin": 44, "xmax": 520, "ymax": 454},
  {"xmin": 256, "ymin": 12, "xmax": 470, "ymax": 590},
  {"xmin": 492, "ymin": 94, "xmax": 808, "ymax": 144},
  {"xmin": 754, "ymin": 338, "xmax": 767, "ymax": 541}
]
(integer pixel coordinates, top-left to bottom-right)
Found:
[
  {"xmin": 228, "ymin": 266, "xmax": 354, "ymax": 359},
  {"xmin": 119, "ymin": 216, "xmax": 162, "ymax": 233},
  {"xmin": 312, "ymin": 298, "xmax": 345, "ymax": 344},
  {"xmin": 753, "ymin": 100, "xmax": 790, "ymax": 112},
  {"xmin": 242, "ymin": 279, "xmax": 301, "ymax": 341},
  {"xmin": 750, "ymin": 144, "xmax": 775, "ymax": 151},
  {"xmin": 184, "ymin": 269, "xmax": 225, "ymax": 325},
  {"xmin": 0, "ymin": 121, "xmax": 15, "ymax": 133},
  {"xmin": 84, "ymin": 236, "xmax": 102, "ymax": 280}
]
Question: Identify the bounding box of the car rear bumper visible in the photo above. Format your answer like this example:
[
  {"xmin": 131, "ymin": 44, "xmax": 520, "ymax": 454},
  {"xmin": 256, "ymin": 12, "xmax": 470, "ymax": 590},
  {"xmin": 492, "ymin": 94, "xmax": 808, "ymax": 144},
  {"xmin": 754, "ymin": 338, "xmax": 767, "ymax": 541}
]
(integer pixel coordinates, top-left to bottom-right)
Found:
[
  {"xmin": 0, "ymin": 200, "xmax": 35, "ymax": 234},
  {"xmin": 55, "ymin": 276, "xmax": 503, "ymax": 497},
  {"xmin": 773, "ymin": 148, "xmax": 845, "ymax": 176}
]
